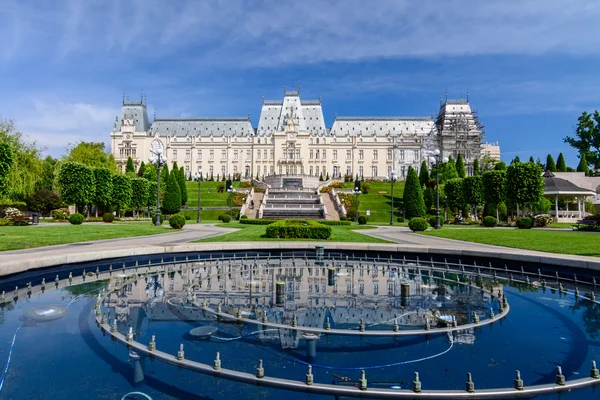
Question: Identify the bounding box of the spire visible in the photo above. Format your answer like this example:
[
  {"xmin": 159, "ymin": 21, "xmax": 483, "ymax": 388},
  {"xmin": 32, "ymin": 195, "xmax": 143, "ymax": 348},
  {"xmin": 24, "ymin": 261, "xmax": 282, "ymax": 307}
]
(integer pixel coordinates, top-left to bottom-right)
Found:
[
  {"xmin": 153, "ymin": 109, "xmax": 156, "ymax": 121},
  {"xmin": 297, "ymin": 82, "xmax": 300, "ymax": 94},
  {"xmin": 122, "ymin": 92, "xmax": 125, "ymax": 105},
  {"xmin": 262, "ymin": 93, "xmax": 265, "ymax": 103},
  {"xmin": 140, "ymin": 89, "xmax": 143, "ymax": 103},
  {"xmin": 466, "ymin": 89, "xmax": 469, "ymax": 102},
  {"xmin": 319, "ymin": 94, "xmax": 322, "ymax": 103},
  {"xmin": 445, "ymin": 89, "xmax": 448, "ymax": 102},
  {"xmin": 283, "ymin": 84, "xmax": 286, "ymax": 95}
]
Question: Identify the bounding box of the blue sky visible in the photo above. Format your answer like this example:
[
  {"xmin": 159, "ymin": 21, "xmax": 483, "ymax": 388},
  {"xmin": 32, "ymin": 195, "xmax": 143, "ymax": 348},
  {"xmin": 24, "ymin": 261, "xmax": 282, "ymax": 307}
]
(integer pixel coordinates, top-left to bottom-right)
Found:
[{"xmin": 1, "ymin": 0, "xmax": 600, "ymax": 166}]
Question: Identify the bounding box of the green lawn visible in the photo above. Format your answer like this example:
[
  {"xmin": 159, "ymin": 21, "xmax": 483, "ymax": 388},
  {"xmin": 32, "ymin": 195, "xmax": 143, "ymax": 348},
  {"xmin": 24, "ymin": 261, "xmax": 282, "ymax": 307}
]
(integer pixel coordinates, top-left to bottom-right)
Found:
[
  {"xmin": 421, "ymin": 228, "xmax": 600, "ymax": 257},
  {"xmin": 195, "ymin": 222, "xmax": 391, "ymax": 243},
  {"xmin": 341, "ymin": 181, "xmax": 405, "ymax": 224},
  {"xmin": 0, "ymin": 223, "xmax": 172, "ymax": 251},
  {"xmin": 185, "ymin": 181, "xmax": 244, "ymax": 207}
]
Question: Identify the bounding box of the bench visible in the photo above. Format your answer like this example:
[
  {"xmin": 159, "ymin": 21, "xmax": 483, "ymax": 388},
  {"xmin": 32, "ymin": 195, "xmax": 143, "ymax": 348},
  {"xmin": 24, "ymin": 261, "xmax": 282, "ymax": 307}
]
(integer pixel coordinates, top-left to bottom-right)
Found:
[
  {"xmin": 378, "ymin": 191, "xmax": 387, "ymax": 194},
  {"xmin": 573, "ymin": 219, "xmax": 598, "ymax": 230}
]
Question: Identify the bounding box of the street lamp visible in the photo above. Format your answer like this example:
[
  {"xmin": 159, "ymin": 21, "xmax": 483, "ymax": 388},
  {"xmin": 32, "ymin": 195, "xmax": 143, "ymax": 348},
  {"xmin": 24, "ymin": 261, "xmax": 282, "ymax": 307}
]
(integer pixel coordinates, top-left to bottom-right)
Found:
[
  {"xmin": 352, "ymin": 183, "xmax": 360, "ymax": 223},
  {"xmin": 194, "ymin": 169, "xmax": 202, "ymax": 223},
  {"xmin": 226, "ymin": 179, "xmax": 235, "ymax": 221},
  {"xmin": 148, "ymin": 148, "xmax": 167, "ymax": 226},
  {"xmin": 428, "ymin": 149, "xmax": 448, "ymax": 229},
  {"xmin": 387, "ymin": 170, "xmax": 397, "ymax": 225}
]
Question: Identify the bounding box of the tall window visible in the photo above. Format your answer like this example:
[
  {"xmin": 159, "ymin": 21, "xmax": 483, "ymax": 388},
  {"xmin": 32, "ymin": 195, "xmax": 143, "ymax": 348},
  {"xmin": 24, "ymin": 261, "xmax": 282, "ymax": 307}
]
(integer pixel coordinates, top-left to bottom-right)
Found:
[
  {"xmin": 322, "ymin": 150, "xmax": 326, "ymax": 160},
  {"xmin": 296, "ymin": 149, "xmax": 300, "ymax": 159},
  {"xmin": 346, "ymin": 166, "xmax": 351, "ymax": 175},
  {"xmin": 233, "ymin": 165, "xmax": 238, "ymax": 175},
  {"xmin": 173, "ymin": 150, "xmax": 178, "ymax": 159},
  {"xmin": 221, "ymin": 150, "xmax": 226, "ymax": 159},
  {"xmin": 221, "ymin": 165, "xmax": 226, "ymax": 177},
  {"xmin": 257, "ymin": 166, "xmax": 260, "ymax": 176},
  {"xmin": 401, "ymin": 165, "xmax": 406, "ymax": 177},
  {"xmin": 333, "ymin": 150, "xmax": 338, "ymax": 160},
  {"xmin": 359, "ymin": 150, "xmax": 364, "ymax": 160},
  {"xmin": 234, "ymin": 150, "xmax": 238, "ymax": 160},
  {"xmin": 186, "ymin": 150, "xmax": 190, "ymax": 159},
  {"xmin": 310, "ymin": 150, "xmax": 314, "ymax": 159},
  {"xmin": 246, "ymin": 150, "xmax": 251, "ymax": 159},
  {"xmin": 399, "ymin": 150, "xmax": 405, "ymax": 161},
  {"xmin": 387, "ymin": 149, "xmax": 392, "ymax": 160},
  {"xmin": 264, "ymin": 149, "xmax": 267, "ymax": 159},
  {"xmin": 346, "ymin": 150, "xmax": 351, "ymax": 160},
  {"xmin": 316, "ymin": 150, "xmax": 320, "ymax": 159},
  {"xmin": 373, "ymin": 150, "xmax": 378, "ymax": 160},
  {"xmin": 257, "ymin": 149, "xmax": 261, "ymax": 159},
  {"xmin": 309, "ymin": 166, "xmax": 313, "ymax": 176},
  {"xmin": 414, "ymin": 150, "xmax": 419, "ymax": 161},
  {"xmin": 197, "ymin": 150, "xmax": 202, "ymax": 159},
  {"xmin": 270, "ymin": 150, "xmax": 274, "ymax": 159},
  {"xmin": 209, "ymin": 165, "xmax": 213, "ymax": 176},
  {"xmin": 210, "ymin": 150, "xmax": 214, "ymax": 160},
  {"xmin": 373, "ymin": 166, "xmax": 378, "ymax": 177},
  {"xmin": 359, "ymin": 166, "xmax": 363, "ymax": 177}
]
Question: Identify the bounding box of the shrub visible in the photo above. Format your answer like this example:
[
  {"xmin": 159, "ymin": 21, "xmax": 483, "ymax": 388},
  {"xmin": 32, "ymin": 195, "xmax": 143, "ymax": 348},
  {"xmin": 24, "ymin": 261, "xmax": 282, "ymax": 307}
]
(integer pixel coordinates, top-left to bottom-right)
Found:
[
  {"xmin": 397, "ymin": 216, "xmax": 405, "ymax": 223},
  {"xmin": 151, "ymin": 215, "xmax": 165, "ymax": 225},
  {"xmin": 361, "ymin": 183, "xmax": 370, "ymax": 194},
  {"xmin": 346, "ymin": 209, "xmax": 357, "ymax": 221},
  {"xmin": 86, "ymin": 217, "xmax": 104, "ymax": 222},
  {"xmin": 0, "ymin": 218, "xmax": 13, "ymax": 226},
  {"xmin": 103, "ymin": 213, "xmax": 115, "ymax": 223},
  {"xmin": 339, "ymin": 215, "xmax": 347, "ymax": 221},
  {"xmin": 69, "ymin": 213, "xmax": 84, "ymax": 225},
  {"xmin": 408, "ymin": 217, "xmax": 429, "ymax": 232},
  {"xmin": 534, "ymin": 214, "xmax": 554, "ymax": 227},
  {"xmin": 240, "ymin": 214, "xmax": 248, "ymax": 220},
  {"xmin": 3, "ymin": 207, "xmax": 23, "ymax": 218},
  {"xmin": 27, "ymin": 189, "xmax": 62, "ymax": 216},
  {"xmin": 52, "ymin": 208, "xmax": 70, "ymax": 220},
  {"xmin": 427, "ymin": 216, "xmax": 443, "ymax": 228},
  {"xmin": 482, "ymin": 216, "xmax": 497, "ymax": 227},
  {"xmin": 11, "ymin": 215, "xmax": 31, "ymax": 226},
  {"xmin": 357, "ymin": 215, "xmax": 367, "ymax": 225},
  {"xmin": 169, "ymin": 214, "xmax": 186, "ymax": 229},
  {"xmin": 319, "ymin": 220, "xmax": 351, "ymax": 226},
  {"xmin": 239, "ymin": 218, "xmax": 275, "ymax": 225},
  {"xmin": 184, "ymin": 214, "xmax": 191, "ymax": 220},
  {"xmin": 221, "ymin": 214, "xmax": 231, "ymax": 223},
  {"xmin": 516, "ymin": 217, "xmax": 533, "ymax": 229},
  {"xmin": 266, "ymin": 220, "xmax": 332, "ymax": 239},
  {"xmin": 217, "ymin": 183, "xmax": 225, "ymax": 193}
]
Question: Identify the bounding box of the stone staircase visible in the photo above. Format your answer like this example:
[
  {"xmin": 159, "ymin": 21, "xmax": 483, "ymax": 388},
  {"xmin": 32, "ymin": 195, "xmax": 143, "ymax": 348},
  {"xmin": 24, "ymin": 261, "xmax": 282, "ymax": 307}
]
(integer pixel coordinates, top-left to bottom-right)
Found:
[
  {"xmin": 321, "ymin": 192, "xmax": 340, "ymax": 220},
  {"xmin": 259, "ymin": 187, "xmax": 326, "ymax": 220}
]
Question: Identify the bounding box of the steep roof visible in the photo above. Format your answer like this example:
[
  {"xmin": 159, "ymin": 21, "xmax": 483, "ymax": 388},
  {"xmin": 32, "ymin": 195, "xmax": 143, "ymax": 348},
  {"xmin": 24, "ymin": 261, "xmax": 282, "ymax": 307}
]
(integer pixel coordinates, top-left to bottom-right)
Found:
[{"xmin": 543, "ymin": 170, "xmax": 596, "ymax": 196}]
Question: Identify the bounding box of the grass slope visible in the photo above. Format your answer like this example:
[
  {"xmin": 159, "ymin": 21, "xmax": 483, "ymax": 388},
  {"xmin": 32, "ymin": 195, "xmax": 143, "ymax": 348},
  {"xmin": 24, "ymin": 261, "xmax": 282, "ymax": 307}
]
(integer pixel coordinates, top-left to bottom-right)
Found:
[
  {"xmin": 185, "ymin": 181, "xmax": 243, "ymax": 207},
  {"xmin": 195, "ymin": 222, "xmax": 391, "ymax": 243},
  {"xmin": 421, "ymin": 228, "xmax": 600, "ymax": 257},
  {"xmin": 0, "ymin": 223, "xmax": 171, "ymax": 251},
  {"xmin": 341, "ymin": 181, "xmax": 405, "ymax": 224}
]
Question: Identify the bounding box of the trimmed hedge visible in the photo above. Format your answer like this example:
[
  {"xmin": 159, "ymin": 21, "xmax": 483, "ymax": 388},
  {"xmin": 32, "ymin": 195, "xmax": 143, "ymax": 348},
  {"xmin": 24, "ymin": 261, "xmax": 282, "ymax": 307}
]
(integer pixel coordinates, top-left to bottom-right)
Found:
[
  {"xmin": 239, "ymin": 219, "xmax": 276, "ymax": 225},
  {"xmin": 266, "ymin": 219, "xmax": 332, "ymax": 239},
  {"xmin": 408, "ymin": 217, "xmax": 429, "ymax": 232},
  {"xmin": 69, "ymin": 213, "xmax": 84, "ymax": 225},
  {"xmin": 103, "ymin": 213, "xmax": 115, "ymax": 223},
  {"xmin": 397, "ymin": 216, "xmax": 405, "ymax": 223},
  {"xmin": 516, "ymin": 217, "xmax": 533, "ymax": 229},
  {"xmin": 220, "ymin": 215, "xmax": 231, "ymax": 223},
  {"xmin": 240, "ymin": 215, "xmax": 248, "ymax": 220},
  {"xmin": 169, "ymin": 214, "xmax": 186, "ymax": 229},
  {"xmin": 427, "ymin": 216, "xmax": 443, "ymax": 228},
  {"xmin": 319, "ymin": 220, "xmax": 352, "ymax": 226},
  {"xmin": 357, "ymin": 216, "xmax": 367, "ymax": 225},
  {"xmin": 482, "ymin": 216, "xmax": 497, "ymax": 227}
]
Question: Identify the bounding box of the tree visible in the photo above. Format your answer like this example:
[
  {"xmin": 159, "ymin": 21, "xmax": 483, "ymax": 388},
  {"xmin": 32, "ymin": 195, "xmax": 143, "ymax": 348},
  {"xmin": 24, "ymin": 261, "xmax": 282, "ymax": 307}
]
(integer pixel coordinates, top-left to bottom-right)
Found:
[
  {"xmin": 511, "ymin": 156, "xmax": 521, "ymax": 164},
  {"xmin": 424, "ymin": 186, "xmax": 435, "ymax": 211},
  {"xmin": 65, "ymin": 142, "xmax": 117, "ymax": 172},
  {"xmin": 494, "ymin": 161, "xmax": 507, "ymax": 171},
  {"xmin": 111, "ymin": 174, "xmax": 132, "ymax": 216},
  {"xmin": 482, "ymin": 170, "xmax": 506, "ymax": 220},
  {"xmin": 440, "ymin": 157, "xmax": 458, "ymax": 182},
  {"xmin": 506, "ymin": 162, "xmax": 544, "ymax": 216},
  {"xmin": 93, "ymin": 167, "xmax": 113, "ymax": 216},
  {"xmin": 126, "ymin": 157, "xmax": 135, "ymax": 174},
  {"xmin": 462, "ymin": 176, "xmax": 483, "ymax": 219},
  {"xmin": 402, "ymin": 166, "xmax": 426, "ymax": 218},
  {"xmin": 26, "ymin": 189, "xmax": 61, "ymax": 216},
  {"xmin": 0, "ymin": 142, "xmax": 13, "ymax": 197},
  {"xmin": 545, "ymin": 154, "xmax": 556, "ymax": 172},
  {"xmin": 137, "ymin": 161, "xmax": 146, "ymax": 177},
  {"xmin": 419, "ymin": 160, "xmax": 430, "ymax": 187},
  {"xmin": 444, "ymin": 178, "xmax": 464, "ymax": 211},
  {"xmin": 58, "ymin": 162, "xmax": 95, "ymax": 213},
  {"xmin": 147, "ymin": 180, "xmax": 159, "ymax": 212},
  {"xmin": 162, "ymin": 170, "xmax": 181, "ymax": 215},
  {"xmin": 473, "ymin": 159, "xmax": 480, "ymax": 175},
  {"xmin": 556, "ymin": 153, "xmax": 567, "ymax": 172},
  {"xmin": 577, "ymin": 153, "xmax": 589, "ymax": 174},
  {"xmin": 37, "ymin": 156, "xmax": 58, "ymax": 192},
  {"xmin": 456, "ymin": 153, "xmax": 466, "ymax": 178},
  {"xmin": 131, "ymin": 178, "xmax": 149, "ymax": 216},
  {"xmin": 529, "ymin": 156, "xmax": 535, "ymax": 164},
  {"xmin": 179, "ymin": 166, "xmax": 188, "ymax": 205},
  {"xmin": 564, "ymin": 111, "xmax": 600, "ymax": 171},
  {"xmin": 143, "ymin": 163, "xmax": 157, "ymax": 181},
  {"xmin": 160, "ymin": 164, "xmax": 170, "ymax": 188}
]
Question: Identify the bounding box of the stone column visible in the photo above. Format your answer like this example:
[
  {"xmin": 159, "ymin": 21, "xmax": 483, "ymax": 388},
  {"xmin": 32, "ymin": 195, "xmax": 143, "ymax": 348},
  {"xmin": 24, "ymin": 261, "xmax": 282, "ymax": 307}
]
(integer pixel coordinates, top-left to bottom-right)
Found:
[{"xmin": 555, "ymin": 196, "xmax": 559, "ymax": 222}]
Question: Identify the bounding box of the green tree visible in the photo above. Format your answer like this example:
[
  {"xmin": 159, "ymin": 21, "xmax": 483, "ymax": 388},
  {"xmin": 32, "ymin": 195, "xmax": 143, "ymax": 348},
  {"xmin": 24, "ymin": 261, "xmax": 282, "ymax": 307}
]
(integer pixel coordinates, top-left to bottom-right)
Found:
[
  {"xmin": 473, "ymin": 159, "xmax": 480, "ymax": 175},
  {"xmin": 37, "ymin": 156, "xmax": 58, "ymax": 192},
  {"xmin": 440, "ymin": 157, "xmax": 458, "ymax": 182},
  {"xmin": 419, "ymin": 160, "xmax": 430, "ymax": 187},
  {"xmin": 482, "ymin": 170, "xmax": 506, "ymax": 220},
  {"xmin": 444, "ymin": 178, "xmax": 464, "ymax": 211},
  {"xmin": 556, "ymin": 153, "xmax": 567, "ymax": 172},
  {"xmin": 111, "ymin": 174, "xmax": 132, "ymax": 216},
  {"xmin": 462, "ymin": 176, "xmax": 483, "ymax": 219},
  {"xmin": 179, "ymin": 166, "xmax": 188, "ymax": 205},
  {"xmin": 564, "ymin": 111, "xmax": 600, "ymax": 171},
  {"xmin": 494, "ymin": 161, "xmax": 507, "ymax": 171},
  {"xmin": 147, "ymin": 180, "xmax": 159, "ymax": 211},
  {"xmin": 160, "ymin": 164, "xmax": 170, "ymax": 188},
  {"xmin": 424, "ymin": 186, "xmax": 435, "ymax": 211},
  {"xmin": 545, "ymin": 154, "xmax": 556, "ymax": 172},
  {"xmin": 131, "ymin": 178, "xmax": 149, "ymax": 216},
  {"xmin": 0, "ymin": 142, "xmax": 13, "ymax": 197},
  {"xmin": 137, "ymin": 161, "xmax": 146, "ymax": 177},
  {"xmin": 162, "ymin": 170, "xmax": 181, "ymax": 215},
  {"xmin": 506, "ymin": 162, "xmax": 545, "ymax": 216},
  {"xmin": 402, "ymin": 166, "xmax": 426, "ymax": 218},
  {"xmin": 143, "ymin": 163, "xmax": 157, "ymax": 181},
  {"xmin": 93, "ymin": 167, "xmax": 113, "ymax": 217},
  {"xmin": 65, "ymin": 142, "xmax": 117, "ymax": 172},
  {"xmin": 26, "ymin": 189, "xmax": 61, "ymax": 216},
  {"xmin": 456, "ymin": 153, "xmax": 466, "ymax": 178},
  {"xmin": 577, "ymin": 153, "xmax": 590, "ymax": 175},
  {"xmin": 529, "ymin": 156, "xmax": 535, "ymax": 163},
  {"xmin": 511, "ymin": 156, "xmax": 521, "ymax": 164},
  {"xmin": 125, "ymin": 157, "xmax": 135, "ymax": 174},
  {"xmin": 58, "ymin": 162, "xmax": 95, "ymax": 213}
]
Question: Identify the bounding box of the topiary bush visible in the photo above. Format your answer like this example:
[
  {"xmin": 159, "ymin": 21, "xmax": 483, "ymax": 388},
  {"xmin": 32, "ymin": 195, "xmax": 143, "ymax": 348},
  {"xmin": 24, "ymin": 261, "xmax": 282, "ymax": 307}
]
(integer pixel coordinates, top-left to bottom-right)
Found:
[
  {"xmin": 240, "ymin": 214, "xmax": 248, "ymax": 220},
  {"xmin": 266, "ymin": 220, "xmax": 332, "ymax": 239},
  {"xmin": 482, "ymin": 216, "xmax": 497, "ymax": 227},
  {"xmin": 169, "ymin": 214, "xmax": 186, "ymax": 229},
  {"xmin": 427, "ymin": 216, "xmax": 443, "ymax": 228},
  {"xmin": 339, "ymin": 216, "xmax": 347, "ymax": 221},
  {"xmin": 397, "ymin": 216, "xmax": 405, "ymax": 223},
  {"xmin": 534, "ymin": 214, "xmax": 554, "ymax": 227},
  {"xmin": 221, "ymin": 214, "xmax": 231, "ymax": 223},
  {"xmin": 102, "ymin": 212, "xmax": 115, "ymax": 223},
  {"xmin": 69, "ymin": 213, "xmax": 84, "ymax": 225},
  {"xmin": 151, "ymin": 215, "xmax": 165, "ymax": 225},
  {"xmin": 357, "ymin": 215, "xmax": 367, "ymax": 225},
  {"xmin": 408, "ymin": 217, "xmax": 429, "ymax": 232},
  {"xmin": 516, "ymin": 217, "xmax": 533, "ymax": 229}
]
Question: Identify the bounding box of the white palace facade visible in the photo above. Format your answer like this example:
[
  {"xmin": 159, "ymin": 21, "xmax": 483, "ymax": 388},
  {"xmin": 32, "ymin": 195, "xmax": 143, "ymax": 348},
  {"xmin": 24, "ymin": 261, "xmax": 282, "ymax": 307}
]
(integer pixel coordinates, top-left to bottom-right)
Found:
[{"xmin": 110, "ymin": 87, "xmax": 492, "ymax": 181}]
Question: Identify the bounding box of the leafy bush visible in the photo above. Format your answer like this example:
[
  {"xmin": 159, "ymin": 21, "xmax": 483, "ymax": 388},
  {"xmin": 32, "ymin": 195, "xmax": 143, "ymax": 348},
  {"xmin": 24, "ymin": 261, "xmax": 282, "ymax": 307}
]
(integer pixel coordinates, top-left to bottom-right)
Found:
[
  {"xmin": 516, "ymin": 217, "xmax": 533, "ymax": 229},
  {"xmin": 86, "ymin": 217, "xmax": 104, "ymax": 222},
  {"xmin": 150, "ymin": 215, "xmax": 165, "ymax": 225},
  {"xmin": 184, "ymin": 214, "xmax": 191, "ymax": 220},
  {"xmin": 427, "ymin": 216, "xmax": 443, "ymax": 228},
  {"xmin": 482, "ymin": 216, "xmax": 497, "ymax": 227},
  {"xmin": 217, "ymin": 183, "xmax": 225, "ymax": 193},
  {"xmin": 346, "ymin": 209, "xmax": 356, "ymax": 221},
  {"xmin": 408, "ymin": 217, "xmax": 429, "ymax": 232},
  {"xmin": 357, "ymin": 215, "xmax": 367, "ymax": 225},
  {"xmin": 103, "ymin": 213, "xmax": 115, "ymax": 223},
  {"xmin": 240, "ymin": 218, "xmax": 275, "ymax": 225},
  {"xmin": 240, "ymin": 214, "xmax": 248, "ymax": 220},
  {"xmin": 339, "ymin": 216, "xmax": 347, "ymax": 221},
  {"xmin": 3, "ymin": 207, "xmax": 23, "ymax": 218},
  {"xmin": 0, "ymin": 218, "xmax": 13, "ymax": 226},
  {"xmin": 11, "ymin": 215, "xmax": 31, "ymax": 226},
  {"xmin": 319, "ymin": 220, "xmax": 351, "ymax": 226},
  {"xmin": 397, "ymin": 216, "xmax": 405, "ymax": 223},
  {"xmin": 52, "ymin": 208, "xmax": 70, "ymax": 220},
  {"xmin": 534, "ymin": 214, "xmax": 554, "ymax": 227},
  {"xmin": 69, "ymin": 213, "xmax": 84, "ymax": 225},
  {"xmin": 361, "ymin": 183, "xmax": 370, "ymax": 194},
  {"xmin": 169, "ymin": 214, "xmax": 186, "ymax": 229},
  {"xmin": 221, "ymin": 214, "xmax": 231, "ymax": 223},
  {"xmin": 27, "ymin": 189, "xmax": 62, "ymax": 216},
  {"xmin": 265, "ymin": 219, "xmax": 332, "ymax": 239}
]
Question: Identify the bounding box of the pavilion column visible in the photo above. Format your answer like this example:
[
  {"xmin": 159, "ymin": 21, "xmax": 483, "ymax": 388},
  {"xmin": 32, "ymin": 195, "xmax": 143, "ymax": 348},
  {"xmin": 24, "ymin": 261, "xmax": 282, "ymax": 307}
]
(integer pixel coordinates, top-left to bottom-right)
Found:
[
  {"xmin": 555, "ymin": 196, "xmax": 559, "ymax": 221},
  {"xmin": 578, "ymin": 197, "xmax": 582, "ymax": 219}
]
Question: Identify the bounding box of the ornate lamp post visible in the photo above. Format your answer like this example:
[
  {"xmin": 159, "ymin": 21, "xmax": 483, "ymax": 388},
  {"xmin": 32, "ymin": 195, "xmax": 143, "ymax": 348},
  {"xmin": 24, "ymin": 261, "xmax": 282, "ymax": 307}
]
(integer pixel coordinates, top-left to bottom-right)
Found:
[
  {"xmin": 353, "ymin": 184, "xmax": 360, "ymax": 223},
  {"xmin": 387, "ymin": 170, "xmax": 397, "ymax": 225},
  {"xmin": 148, "ymin": 147, "xmax": 167, "ymax": 226},
  {"xmin": 428, "ymin": 149, "xmax": 448, "ymax": 229},
  {"xmin": 194, "ymin": 169, "xmax": 202, "ymax": 223}
]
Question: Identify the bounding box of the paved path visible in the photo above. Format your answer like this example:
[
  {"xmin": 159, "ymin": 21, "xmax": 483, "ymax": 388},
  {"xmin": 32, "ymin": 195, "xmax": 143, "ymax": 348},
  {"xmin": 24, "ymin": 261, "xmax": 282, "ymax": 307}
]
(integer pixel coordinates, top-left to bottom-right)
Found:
[{"xmin": 321, "ymin": 192, "xmax": 340, "ymax": 220}]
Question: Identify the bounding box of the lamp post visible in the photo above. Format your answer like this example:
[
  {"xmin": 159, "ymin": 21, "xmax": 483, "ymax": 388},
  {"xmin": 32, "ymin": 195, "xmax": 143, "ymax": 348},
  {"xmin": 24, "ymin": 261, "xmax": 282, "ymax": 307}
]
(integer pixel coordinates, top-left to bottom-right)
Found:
[
  {"xmin": 353, "ymin": 184, "xmax": 360, "ymax": 223},
  {"xmin": 194, "ymin": 169, "xmax": 202, "ymax": 223},
  {"xmin": 387, "ymin": 170, "xmax": 397, "ymax": 225},
  {"xmin": 428, "ymin": 149, "xmax": 448, "ymax": 229},
  {"xmin": 148, "ymin": 148, "xmax": 167, "ymax": 226}
]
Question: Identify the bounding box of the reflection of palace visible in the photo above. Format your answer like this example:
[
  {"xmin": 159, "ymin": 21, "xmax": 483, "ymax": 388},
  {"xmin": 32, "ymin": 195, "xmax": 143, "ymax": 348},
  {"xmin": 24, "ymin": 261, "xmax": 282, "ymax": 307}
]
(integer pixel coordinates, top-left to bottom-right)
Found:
[
  {"xmin": 110, "ymin": 87, "xmax": 494, "ymax": 180},
  {"xmin": 107, "ymin": 261, "xmax": 489, "ymax": 348}
]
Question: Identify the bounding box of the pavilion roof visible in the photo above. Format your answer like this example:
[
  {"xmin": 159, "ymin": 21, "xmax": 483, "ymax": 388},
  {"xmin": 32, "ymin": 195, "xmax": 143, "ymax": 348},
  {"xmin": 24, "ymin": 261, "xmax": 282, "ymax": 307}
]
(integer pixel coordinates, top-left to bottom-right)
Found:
[{"xmin": 543, "ymin": 170, "xmax": 596, "ymax": 196}]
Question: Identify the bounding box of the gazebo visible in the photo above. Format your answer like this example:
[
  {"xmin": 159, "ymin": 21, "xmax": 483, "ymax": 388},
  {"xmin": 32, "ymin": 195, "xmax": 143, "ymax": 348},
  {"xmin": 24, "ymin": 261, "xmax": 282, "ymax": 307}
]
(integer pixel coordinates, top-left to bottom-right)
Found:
[{"xmin": 543, "ymin": 170, "xmax": 596, "ymax": 222}]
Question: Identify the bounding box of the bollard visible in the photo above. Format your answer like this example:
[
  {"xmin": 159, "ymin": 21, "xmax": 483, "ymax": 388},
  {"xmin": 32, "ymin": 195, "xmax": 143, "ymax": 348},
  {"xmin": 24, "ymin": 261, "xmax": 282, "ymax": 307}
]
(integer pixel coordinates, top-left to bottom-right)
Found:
[
  {"xmin": 0, "ymin": 291, "xmax": 5, "ymax": 303},
  {"xmin": 214, "ymin": 352, "xmax": 221, "ymax": 370},
  {"xmin": 359, "ymin": 370, "xmax": 367, "ymax": 390},
  {"xmin": 556, "ymin": 366, "xmax": 565, "ymax": 385},
  {"xmin": 591, "ymin": 292, "xmax": 596, "ymax": 302},
  {"xmin": 292, "ymin": 314, "xmax": 297, "ymax": 327},
  {"xmin": 177, "ymin": 344, "xmax": 185, "ymax": 361},
  {"xmin": 305, "ymin": 365, "xmax": 314, "ymax": 385},
  {"xmin": 465, "ymin": 372, "xmax": 475, "ymax": 393},
  {"xmin": 325, "ymin": 317, "xmax": 331, "ymax": 330},
  {"xmin": 413, "ymin": 371, "xmax": 422, "ymax": 393},
  {"xmin": 148, "ymin": 335, "xmax": 156, "ymax": 351},
  {"xmin": 82, "ymin": 270, "xmax": 86, "ymax": 281},
  {"xmin": 393, "ymin": 318, "xmax": 399, "ymax": 332},
  {"xmin": 473, "ymin": 312, "xmax": 479, "ymax": 324},
  {"xmin": 257, "ymin": 360, "xmax": 265, "ymax": 379},
  {"xmin": 68, "ymin": 272, "xmax": 73, "ymax": 284},
  {"xmin": 425, "ymin": 318, "xmax": 430, "ymax": 331},
  {"xmin": 514, "ymin": 370, "xmax": 524, "ymax": 390},
  {"xmin": 489, "ymin": 308, "xmax": 495, "ymax": 319},
  {"xmin": 359, "ymin": 319, "xmax": 365, "ymax": 332},
  {"xmin": 591, "ymin": 361, "xmax": 599, "ymax": 379},
  {"xmin": 55, "ymin": 275, "xmax": 60, "ymax": 286},
  {"xmin": 127, "ymin": 327, "xmax": 134, "ymax": 342},
  {"xmin": 96, "ymin": 267, "xmax": 100, "ymax": 278},
  {"xmin": 111, "ymin": 319, "xmax": 118, "ymax": 333}
]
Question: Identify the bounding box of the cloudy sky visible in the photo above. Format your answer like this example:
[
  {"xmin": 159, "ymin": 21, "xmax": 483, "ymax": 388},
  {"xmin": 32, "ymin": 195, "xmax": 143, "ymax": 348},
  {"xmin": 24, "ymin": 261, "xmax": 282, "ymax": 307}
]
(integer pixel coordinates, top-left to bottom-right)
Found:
[{"xmin": 1, "ymin": 0, "xmax": 599, "ymax": 165}]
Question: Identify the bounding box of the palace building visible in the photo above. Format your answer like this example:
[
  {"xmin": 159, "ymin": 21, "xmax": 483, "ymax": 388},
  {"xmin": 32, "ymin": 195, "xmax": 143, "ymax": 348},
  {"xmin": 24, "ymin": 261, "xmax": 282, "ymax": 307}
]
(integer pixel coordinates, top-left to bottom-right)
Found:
[{"xmin": 110, "ymin": 87, "xmax": 491, "ymax": 180}]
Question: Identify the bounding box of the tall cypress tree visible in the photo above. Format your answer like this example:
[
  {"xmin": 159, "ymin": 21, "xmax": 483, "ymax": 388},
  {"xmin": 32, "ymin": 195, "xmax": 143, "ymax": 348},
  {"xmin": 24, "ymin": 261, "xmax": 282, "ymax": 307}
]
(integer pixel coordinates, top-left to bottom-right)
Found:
[
  {"xmin": 529, "ymin": 156, "xmax": 535, "ymax": 163},
  {"xmin": 511, "ymin": 156, "xmax": 521, "ymax": 164},
  {"xmin": 403, "ymin": 166, "xmax": 426, "ymax": 219},
  {"xmin": 179, "ymin": 166, "xmax": 188, "ymax": 205},
  {"xmin": 556, "ymin": 153, "xmax": 567, "ymax": 172},
  {"xmin": 473, "ymin": 159, "xmax": 480, "ymax": 175},
  {"xmin": 545, "ymin": 154, "xmax": 556, "ymax": 172},
  {"xmin": 419, "ymin": 160, "xmax": 430, "ymax": 187},
  {"xmin": 160, "ymin": 164, "xmax": 169, "ymax": 190},
  {"xmin": 577, "ymin": 153, "xmax": 589, "ymax": 175},
  {"xmin": 137, "ymin": 161, "xmax": 146, "ymax": 177},
  {"xmin": 125, "ymin": 157, "xmax": 135, "ymax": 174},
  {"xmin": 456, "ymin": 153, "xmax": 466, "ymax": 178},
  {"xmin": 162, "ymin": 170, "xmax": 181, "ymax": 215},
  {"xmin": 442, "ymin": 157, "xmax": 459, "ymax": 181}
]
